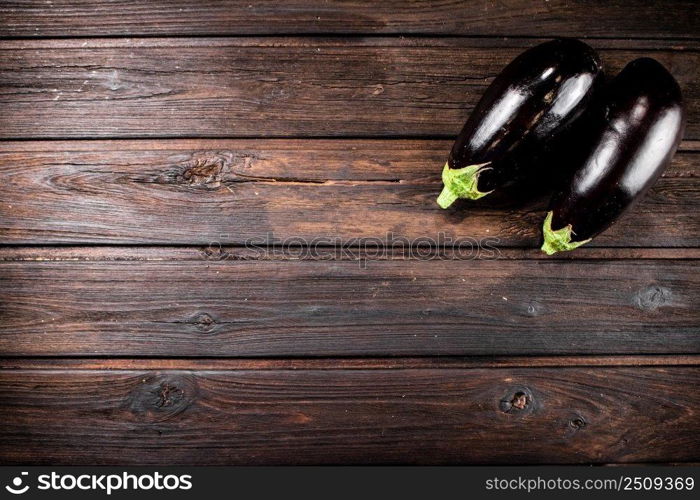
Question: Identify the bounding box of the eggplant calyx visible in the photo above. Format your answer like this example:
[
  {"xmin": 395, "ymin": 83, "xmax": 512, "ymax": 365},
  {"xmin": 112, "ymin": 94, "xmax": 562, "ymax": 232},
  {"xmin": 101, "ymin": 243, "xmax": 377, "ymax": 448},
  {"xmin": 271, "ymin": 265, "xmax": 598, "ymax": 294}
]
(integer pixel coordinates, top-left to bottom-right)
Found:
[
  {"xmin": 436, "ymin": 162, "xmax": 493, "ymax": 209},
  {"xmin": 540, "ymin": 211, "xmax": 592, "ymax": 255}
]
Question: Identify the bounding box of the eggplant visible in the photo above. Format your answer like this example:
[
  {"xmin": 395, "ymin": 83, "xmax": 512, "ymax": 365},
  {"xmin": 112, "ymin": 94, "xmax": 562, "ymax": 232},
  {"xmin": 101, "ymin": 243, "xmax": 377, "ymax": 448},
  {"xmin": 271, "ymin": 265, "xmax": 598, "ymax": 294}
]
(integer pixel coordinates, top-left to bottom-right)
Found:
[
  {"xmin": 541, "ymin": 57, "xmax": 685, "ymax": 255},
  {"xmin": 437, "ymin": 38, "xmax": 603, "ymax": 209}
]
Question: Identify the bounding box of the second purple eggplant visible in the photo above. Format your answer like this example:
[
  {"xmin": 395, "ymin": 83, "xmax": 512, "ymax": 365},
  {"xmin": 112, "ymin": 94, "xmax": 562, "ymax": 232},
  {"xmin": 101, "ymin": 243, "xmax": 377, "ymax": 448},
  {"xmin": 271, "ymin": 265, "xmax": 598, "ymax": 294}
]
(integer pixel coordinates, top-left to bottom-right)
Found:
[{"xmin": 541, "ymin": 58, "xmax": 685, "ymax": 255}]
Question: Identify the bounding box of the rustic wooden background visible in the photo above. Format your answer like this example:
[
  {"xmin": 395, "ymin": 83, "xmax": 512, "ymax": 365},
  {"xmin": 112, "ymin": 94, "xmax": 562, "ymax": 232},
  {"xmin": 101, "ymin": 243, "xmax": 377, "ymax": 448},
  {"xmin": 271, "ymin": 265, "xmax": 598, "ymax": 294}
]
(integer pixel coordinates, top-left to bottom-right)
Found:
[{"xmin": 0, "ymin": 0, "xmax": 698, "ymax": 465}]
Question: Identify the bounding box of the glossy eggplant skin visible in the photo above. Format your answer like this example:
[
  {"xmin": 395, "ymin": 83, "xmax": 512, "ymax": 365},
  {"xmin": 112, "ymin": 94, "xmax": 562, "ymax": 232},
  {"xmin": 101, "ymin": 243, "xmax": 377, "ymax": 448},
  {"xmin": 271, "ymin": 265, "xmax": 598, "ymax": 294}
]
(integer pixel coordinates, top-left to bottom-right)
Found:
[
  {"xmin": 542, "ymin": 58, "xmax": 685, "ymax": 254},
  {"xmin": 437, "ymin": 38, "xmax": 603, "ymax": 208}
]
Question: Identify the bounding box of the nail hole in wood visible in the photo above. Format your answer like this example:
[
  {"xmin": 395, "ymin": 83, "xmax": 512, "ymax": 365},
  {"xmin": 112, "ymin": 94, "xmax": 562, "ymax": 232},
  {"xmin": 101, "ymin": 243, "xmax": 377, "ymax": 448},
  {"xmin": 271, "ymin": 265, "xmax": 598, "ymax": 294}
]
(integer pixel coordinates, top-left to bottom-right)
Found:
[
  {"xmin": 510, "ymin": 391, "xmax": 529, "ymax": 410},
  {"xmin": 500, "ymin": 388, "xmax": 533, "ymax": 414},
  {"xmin": 569, "ymin": 416, "xmax": 586, "ymax": 430}
]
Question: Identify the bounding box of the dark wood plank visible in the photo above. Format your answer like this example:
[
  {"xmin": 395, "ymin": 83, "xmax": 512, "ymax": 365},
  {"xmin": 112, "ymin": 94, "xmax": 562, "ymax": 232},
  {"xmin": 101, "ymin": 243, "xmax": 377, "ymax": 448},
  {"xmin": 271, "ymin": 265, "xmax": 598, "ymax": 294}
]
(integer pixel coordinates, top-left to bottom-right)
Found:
[
  {"xmin": 0, "ymin": 1, "xmax": 698, "ymax": 39},
  {"xmin": 1, "ymin": 365, "xmax": 697, "ymax": 464},
  {"xmin": 2, "ymin": 246, "xmax": 700, "ymax": 262},
  {"xmin": 0, "ymin": 38, "xmax": 698, "ymax": 139},
  {"xmin": 1, "ymin": 255, "xmax": 697, "ymax": 356},
  {"xmin": 3, "ymin": 356, "xmax": 700, "ymax": 370},
  {"xmin": 1, "ymin": 140, "xmax": 698, "ymax": 245}
]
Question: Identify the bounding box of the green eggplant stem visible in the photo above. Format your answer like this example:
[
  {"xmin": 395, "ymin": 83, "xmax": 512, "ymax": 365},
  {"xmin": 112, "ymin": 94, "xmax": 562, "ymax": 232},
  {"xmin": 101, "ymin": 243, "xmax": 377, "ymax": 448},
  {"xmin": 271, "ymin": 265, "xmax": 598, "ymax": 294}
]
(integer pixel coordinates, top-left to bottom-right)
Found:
[
  {"xmin": 436, "ymin": 162, "xmax": 493, "ymax": 209},
  {"xmin": 540, "ymin": 211, "xmax": 592, "ymax": 255}
]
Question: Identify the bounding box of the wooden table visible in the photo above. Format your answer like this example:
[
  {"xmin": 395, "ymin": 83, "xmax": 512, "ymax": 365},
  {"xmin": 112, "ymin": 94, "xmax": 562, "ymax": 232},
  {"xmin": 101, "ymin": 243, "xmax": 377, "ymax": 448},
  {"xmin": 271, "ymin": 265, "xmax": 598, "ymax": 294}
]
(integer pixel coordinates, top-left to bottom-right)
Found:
[{"xmin": 1, "ymin": 1, "xmax": 698, "ymax": 465}]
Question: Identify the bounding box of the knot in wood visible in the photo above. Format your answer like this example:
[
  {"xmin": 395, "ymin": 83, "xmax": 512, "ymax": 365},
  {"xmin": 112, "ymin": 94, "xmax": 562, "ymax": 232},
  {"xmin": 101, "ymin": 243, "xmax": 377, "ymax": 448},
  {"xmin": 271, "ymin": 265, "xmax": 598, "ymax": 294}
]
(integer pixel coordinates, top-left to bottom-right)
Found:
[
  {"xmin": 191, "ymin": 312, "xmax": 216, "ymax": 332},
  {"xmin": 179, "ymin": 151, "xmax": 233, "ymax": 187},
  {"xmin": 510, "ymin": 392, "xmax": 529, "ymax": 410},
  {"xmin": 155, "ymin": 382, "xmax": 184, "ymax": 408},
  {"xmin": 525, "ymin": 301, "xmax": 543, "ymax": 317},
  {"xmin": 126, "ymin": 374, "xmax": 198, "ymax": 423},
  {"xmin": 634, "ymin": 284, "xmax": 672, "ymax": 311},
  {"xmin": 569, "ymin": 416, "xmax": 586, "ymax": 430},
  {"xmin": 500, "ymin": 388, "xmax": 534, "ymax": 414},
  {"xmin": 202, "ymin": 243, "xmax": 227, "ymax": 260}
]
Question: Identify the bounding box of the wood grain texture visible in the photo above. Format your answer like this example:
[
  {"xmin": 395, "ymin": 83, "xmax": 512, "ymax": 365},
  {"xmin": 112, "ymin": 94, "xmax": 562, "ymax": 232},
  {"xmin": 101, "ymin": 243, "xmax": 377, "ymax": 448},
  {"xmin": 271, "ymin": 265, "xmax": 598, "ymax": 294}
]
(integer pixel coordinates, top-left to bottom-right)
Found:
[
  {"xmin": 2, "ymin": 246, "xmax": 700, "ymax": 262},
  {"xmin": 0, "ymin": 38, "xmax": 698, "ymax": 139},
  {"xmin": 0, "ymin": 0, "xmax": 698, "ymax": 38},
  {"xmin": 1, "ymin": 140, "xmax": 698, "ymax": 245},
  {"xmin": 3, "ymin": 356, "xmax": 700, "ymax": 371},
  {"xmin": 1, "ymin": 256, "xmax": 697, "ymax": 356},
  {"xmin": 1, "ymin": 2, "xmax": 698, "ymax": 468},
  {"xmin": 1, "ymin": 366, "xmax": 697, "ymax": 464}
]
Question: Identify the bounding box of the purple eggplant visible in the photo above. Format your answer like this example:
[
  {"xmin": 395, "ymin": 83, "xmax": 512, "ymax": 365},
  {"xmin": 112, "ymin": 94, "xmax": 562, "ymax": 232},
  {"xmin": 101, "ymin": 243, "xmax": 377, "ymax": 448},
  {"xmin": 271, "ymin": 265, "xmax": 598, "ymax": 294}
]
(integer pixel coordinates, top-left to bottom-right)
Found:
[
  {"xmin": 541, "ymin": 57, "xmax": 685, "ymax": 255},
  {"xmin": 437, "ymin": 38, "xmax": 603, "ymax": 209}
]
